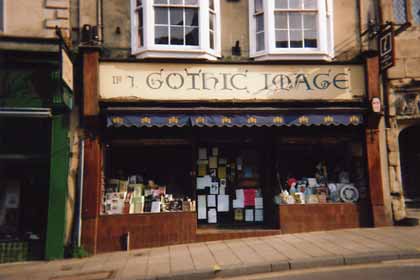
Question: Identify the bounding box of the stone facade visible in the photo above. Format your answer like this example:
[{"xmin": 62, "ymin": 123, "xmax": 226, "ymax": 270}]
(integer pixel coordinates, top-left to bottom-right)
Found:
[{"xmin": 380, "ymin": 0, "xmax": 420, "ymax": 220}]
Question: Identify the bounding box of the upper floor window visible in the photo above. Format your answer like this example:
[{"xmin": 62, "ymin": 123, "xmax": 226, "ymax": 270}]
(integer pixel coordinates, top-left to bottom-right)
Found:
[
  {"xmin": 249, "ymin": 0, "xmax": 334, "ymax": 61},
  {"xmin": 393, "ymin": 0, "xmax": 420, "ymax": 24},
  {"xmin": 131, "ymin": 0, "xmax": 221, "ymax": 60}
]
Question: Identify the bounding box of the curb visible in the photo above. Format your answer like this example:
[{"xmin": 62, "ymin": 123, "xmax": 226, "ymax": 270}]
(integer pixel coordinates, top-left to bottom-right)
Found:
[{"xmin": 126, "ymin": 250, "xmax": 420, "ymax": 280}]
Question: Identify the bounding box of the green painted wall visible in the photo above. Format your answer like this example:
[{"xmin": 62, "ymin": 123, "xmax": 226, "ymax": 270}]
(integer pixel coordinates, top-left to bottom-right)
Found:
[{"xmin": 45, "ymin": 114, "xmax": 69, "ymax": 260}]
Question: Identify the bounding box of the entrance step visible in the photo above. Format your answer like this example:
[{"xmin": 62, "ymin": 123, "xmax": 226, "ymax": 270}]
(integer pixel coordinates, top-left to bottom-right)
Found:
[{"xmin": 195, "ymin": 228, "xmax": 281, "ymax": 243}]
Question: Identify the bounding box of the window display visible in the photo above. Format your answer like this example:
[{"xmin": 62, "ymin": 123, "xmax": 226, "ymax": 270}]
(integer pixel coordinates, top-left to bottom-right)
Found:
[
  {"xmin": 195, "ymin": 146, "xmax": 264, "ymax": 225},
  {"xmin": 102, "ymin": 145, "xmax": 195, "ymax": 215}
]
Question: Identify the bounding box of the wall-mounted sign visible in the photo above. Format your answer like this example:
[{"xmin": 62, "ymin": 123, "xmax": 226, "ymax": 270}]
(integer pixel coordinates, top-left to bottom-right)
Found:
[
  {"xmin": 61, "ymin": 48, "xmax": 74, "ymax": 91},
  {"xmin": 99, "ymin": 63, "xmax": 366, "ymax": 102},
  {"xmin": 379, "ymin": 24, "xmax": 395, "ymax": 72},
  {"xmin": 371, "ymin": 97, "xmax": 382, "ymax": 113}
]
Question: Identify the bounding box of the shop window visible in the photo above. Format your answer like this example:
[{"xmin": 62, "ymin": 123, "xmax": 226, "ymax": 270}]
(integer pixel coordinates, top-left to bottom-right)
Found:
[
  {"xmin": 249, "ymin": 0, "xmax": 334, "ymax": 61},
  {"xmin": 103, "ymin": 144, "xmax": 195, "ymax": 215},
  {"xmin": 131, "ymin": 0, "xmax": 221, "ymax": 60},
  {"xmin": 393, "ymin": 0, "xmax": 420, "ymax": 24}
]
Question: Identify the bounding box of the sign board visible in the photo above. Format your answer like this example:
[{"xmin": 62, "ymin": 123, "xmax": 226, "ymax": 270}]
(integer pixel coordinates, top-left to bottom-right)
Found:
[
  {"xmin": 99, "ymin": 63, "xmax": 366, "ymax": 102},
  {"xmin": 61, "ymin": 48, "xmax": 74, "ymax": 91},
  {"xmin": 379, "ymin": 25, "xmax": 395, "ymax": 72}
]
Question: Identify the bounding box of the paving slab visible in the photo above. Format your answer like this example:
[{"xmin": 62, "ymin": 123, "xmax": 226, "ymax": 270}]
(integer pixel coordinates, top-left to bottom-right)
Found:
[
  {"xmin": 188, "ymin": 243, "xmax": 217, "ymax": 271},
  {"xmin": 205, "ymin": 241, "xmax": 242, "ymax": 267}
]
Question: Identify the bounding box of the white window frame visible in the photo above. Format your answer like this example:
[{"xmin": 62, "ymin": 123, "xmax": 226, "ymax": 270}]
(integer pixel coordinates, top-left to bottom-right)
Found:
[
  {"xmin": 130, "ymin": 0, "xmax": 221, "ymax": 60},
  {"xmin": 249, "ymin": 0, "xmax": 334, "ymax": 61}
]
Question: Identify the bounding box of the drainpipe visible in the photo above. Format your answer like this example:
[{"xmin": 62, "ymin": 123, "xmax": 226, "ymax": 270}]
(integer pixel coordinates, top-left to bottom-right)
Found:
[{"xmin": 76, "ymin": 138, "xmax": 85, "ymax": 247}]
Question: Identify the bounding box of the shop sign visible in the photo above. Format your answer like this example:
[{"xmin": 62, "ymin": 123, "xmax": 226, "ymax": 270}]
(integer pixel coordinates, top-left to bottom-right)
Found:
[
  {"xmin": 379, "ymin": 24, "xmax": 395, "ymax": 72},
  {"xmin": 99, "ymin": 63, "xmax": 366, "ymax": 101},
  {"xmin": 61, "ymin": 48, "xmax": 74, "ymax": 91}
]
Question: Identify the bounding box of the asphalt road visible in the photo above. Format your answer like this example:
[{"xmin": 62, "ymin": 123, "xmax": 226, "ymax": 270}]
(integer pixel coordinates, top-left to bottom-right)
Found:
[{"xmin": 224, "ymin": 259, "xmax": 420, "ymax": 280}]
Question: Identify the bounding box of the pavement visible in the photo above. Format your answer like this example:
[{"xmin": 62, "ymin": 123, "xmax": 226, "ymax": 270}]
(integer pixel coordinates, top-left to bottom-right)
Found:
[{"xmin": 1, "ymin": 226, "xmax": 420, "ymax": 280}]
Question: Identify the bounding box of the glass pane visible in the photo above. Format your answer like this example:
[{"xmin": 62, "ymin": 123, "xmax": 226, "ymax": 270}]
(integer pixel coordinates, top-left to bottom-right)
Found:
[
  {"xmin": 255, "ymin": 0, "xmax": 263, "ymax": 12},
  {"xmin": 138, "ymin": 8, "xmax": 143, "ymax": 28},
  {"xmin": 276, "ymin": 30, "xmax": 288, "ymax": 48},
  {"xmin": 186, "ymin": 27, "xmax": 199, "ymax": 45},
  {"xmin": 185, "ymin": 8, "xmax": 199, "ymax": 26},
  {"xmin": 155, "ymin": 7, "xmax": 168, "ymax": 25},
  {"xmin": 138, "ymin": 28, "xmax": 143, "ymax": 47},
  {"xmin": 170, "ymin": 26, "xmax": 184, "ymax": 45},
  {"xmin": 289, "ymin": 13, "xmax": 302, "ymax": 29},
  {"xmin": 275, "ymin": 13, "xmax": 287, "ymax": 29},
  {"xmin": 210, "ymin": 32, "xmax": 215, "ymax": 49},
  {"xmin": 209, "ymin": 13, "xmax": 215, "ymax": 31},
  {"xmin": 170, "ymin": 0, "xmax": 183, "ymax": 4},
  {"xmin": 185, "ymin": 0, "xmax": 198, "ymax": 5},
  {"xmin": 209, "ymin": 0, "xmax": 215, "ymax": 10},
  {"xmin": 412, "ymin": 0, "xmax": 420, "ymax": 24},
  {"xmin": 170, "ymin": 8, "xmax": 184, "ymax": 25},
  {"xmin": 256, "ymin": 14, "xmax": 264, "ymax": 32},
  {"xmin": 304, "ymin": 30, "xmax": 317, "ymax": 47},
  {"xmin": 393, "ymin": 0, "xmax": 407, "ymax": 24},
  {"xmin": 155, "ymin": 26, "xmax": 169, "ymax": 44},
  {"xmin": 275, "ymin": 0, "xmax": 288, "ymax": 9},
  {"xmin": 290, "ymin": 30, "xmax": 303, "ymax": 47},
  {"xmin": 304, "ymin": 0, "xmax": 317, "ymax": 9},
  {"xmin": 154, "ymin": 0, "xmax": 167, "ymax": 4},
  {"xmin": 303, "ymin": 13, "xmax": 316, "ymax": 29},
  {"xmin": 256, "ymin": 32, "xmax": 265, "ymax": 51},
  {"xmin": 289, "ymin": 0, "xmax": 302, "ymax": 9}
]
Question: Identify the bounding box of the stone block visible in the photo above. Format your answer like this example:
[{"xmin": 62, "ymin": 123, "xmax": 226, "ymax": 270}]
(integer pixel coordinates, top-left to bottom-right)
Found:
[
  {"xmin": 45, "ymin": 0, "xmax": 69, "ymax": 9},
  {"xmin": 387, "ymin": 59, "xmax": 406, "ymax": 79},
  {"xmin": 386, "ymin": 129, "xmax": 398, "ymax": 152},
  {"xmin": 388, "ymin": 151, "xmax": 399, "ymax": 167},
  {"xmin": 270, "ymin": 260, "xmax": 290, "ymax": 272},
  {"xmin": 396, "ymin": 39, "xmax": 420, "ymax": 58},
  {"xmin": 344, "ymin": 251, "xmax": 399, "ymax": 265},
  {"xmin": 45, "ymin": 19, "xmax": 69, "ymax": 29},
  {"xmin": 406, "ymin": 59, "xmax": 420, "ymax": 78},
  {"xmin": 392, "ymin": 197, "xmax": 407, "ymax": 221},
  {"xmin": 56, "ymin": 9, "xmax": 69, "ymax": 19}
]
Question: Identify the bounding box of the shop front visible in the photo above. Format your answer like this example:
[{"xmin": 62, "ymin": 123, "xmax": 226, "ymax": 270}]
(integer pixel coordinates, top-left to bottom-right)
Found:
[
  {"xmin": 82, "ymin": 61, "xmax": 378, "ymax": 254},
  {"xmin": 0, "ymin": 48, "xmax": 74, "ymax": 261}
]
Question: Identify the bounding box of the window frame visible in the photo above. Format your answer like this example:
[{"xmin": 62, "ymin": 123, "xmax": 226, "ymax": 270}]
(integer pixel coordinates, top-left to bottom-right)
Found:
[
  {"xmin": 131, "ymin": 0, "xmax": 221, "ymax": 60},
  {"xmin": 249, "ymin": 0, "xmax": 334, "ymax": 61}
]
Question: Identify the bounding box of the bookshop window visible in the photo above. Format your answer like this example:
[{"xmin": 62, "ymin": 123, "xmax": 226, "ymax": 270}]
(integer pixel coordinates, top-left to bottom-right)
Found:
[
  {"xmin": 196, "ymin": 145, "xmax": 265, "ymax": 225},
  {"xmin": 275, "ymin": 135, "xmax": 367, "ymax": 205},
  {"xmin": 103, "ymin": 145, "xmax": 195, "ymax": 215}
]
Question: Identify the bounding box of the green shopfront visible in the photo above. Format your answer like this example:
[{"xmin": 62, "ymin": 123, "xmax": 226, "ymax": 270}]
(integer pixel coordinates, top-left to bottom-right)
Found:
[{"xmin": 0, "ymin": 50, "xmax": 73, "ymax": 261}]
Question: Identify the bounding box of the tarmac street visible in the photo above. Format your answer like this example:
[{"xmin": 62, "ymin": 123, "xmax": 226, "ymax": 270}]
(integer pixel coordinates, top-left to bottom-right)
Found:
[{"xmin": 1, "ymin": 226, "xmax": 420, "ymax": 280}]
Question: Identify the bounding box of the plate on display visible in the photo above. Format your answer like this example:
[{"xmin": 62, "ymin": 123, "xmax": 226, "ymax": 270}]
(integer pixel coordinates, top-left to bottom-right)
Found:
[{"xmin": 339, "ymin": 185, "xmax": 359, "ymax": 203}]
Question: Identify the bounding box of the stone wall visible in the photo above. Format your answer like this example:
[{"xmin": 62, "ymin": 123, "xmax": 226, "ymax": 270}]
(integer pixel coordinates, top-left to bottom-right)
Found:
[{"xmin": 3, "ymin": 0, "xmax": 70, "ymax": 38}]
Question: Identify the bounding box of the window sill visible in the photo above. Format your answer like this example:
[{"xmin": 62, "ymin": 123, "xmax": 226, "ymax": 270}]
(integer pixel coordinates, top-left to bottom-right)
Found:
[
  {"xmin": 252, "ymin": 52, "xmax": 334, "ymax": 62},
  {"xmin": 133, "ymin": 48, "xmax": 221, "ymax": 61}
]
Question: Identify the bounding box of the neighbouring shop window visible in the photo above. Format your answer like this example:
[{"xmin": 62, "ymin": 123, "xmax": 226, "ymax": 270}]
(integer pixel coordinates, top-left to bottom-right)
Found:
[
  {"xmin": 275, "ymin": 136, "xmax": 367, "ymax": 205},
  {"xmin": 102, "ymin": 144, "xmax": 195, "ymax": 215}
]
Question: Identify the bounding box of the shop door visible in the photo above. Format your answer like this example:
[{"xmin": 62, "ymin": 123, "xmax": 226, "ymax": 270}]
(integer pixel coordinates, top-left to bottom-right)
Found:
[
  {"xmin": 399, "ymin": 126, "xmax": 420, "ymax": 210},
  {"xmin": 0, "ymin": 118, "xmax": 50, "ymax": 261}
]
